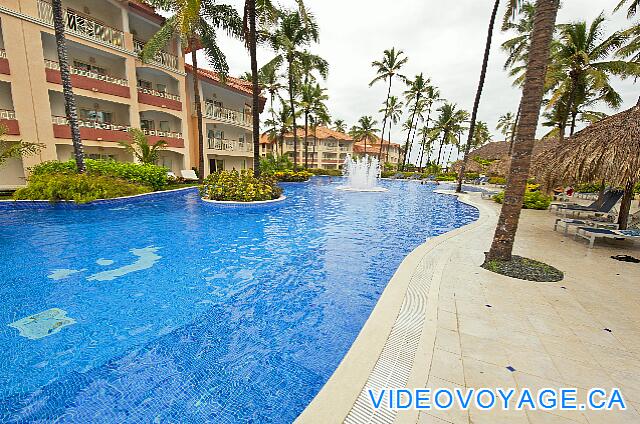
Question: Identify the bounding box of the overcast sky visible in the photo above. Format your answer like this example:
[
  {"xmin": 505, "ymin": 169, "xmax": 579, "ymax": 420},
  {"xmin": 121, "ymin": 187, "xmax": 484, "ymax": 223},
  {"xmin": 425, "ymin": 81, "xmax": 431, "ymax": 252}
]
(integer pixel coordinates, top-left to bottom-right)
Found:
[{"xmin": 190, "ymin": 0, "xmax": 640, "ymax": 164}]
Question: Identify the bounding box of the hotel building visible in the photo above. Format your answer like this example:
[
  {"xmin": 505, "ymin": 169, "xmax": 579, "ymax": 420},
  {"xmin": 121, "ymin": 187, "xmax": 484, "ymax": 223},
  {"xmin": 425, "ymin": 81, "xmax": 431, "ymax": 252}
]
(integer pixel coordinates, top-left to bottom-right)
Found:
[{"xmin": 0, "ymin": 0, "xmax": 263, "ymax": 187}]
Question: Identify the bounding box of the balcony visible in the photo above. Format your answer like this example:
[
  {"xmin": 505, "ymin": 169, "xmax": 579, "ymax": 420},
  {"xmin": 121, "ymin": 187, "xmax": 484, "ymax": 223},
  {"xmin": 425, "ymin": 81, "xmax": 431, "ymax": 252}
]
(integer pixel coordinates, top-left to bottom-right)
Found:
[
  {"xmin": 0, "ymin": 109, "xmax": 19, "ymax": 135},
  {"xmin": 37, "ymin": 0, "xmax": 124, "ymax": 48},
  {"xmin": 141, "ymin": 128, "xmax": 184, "ymax": 148},
  {"xmin": 0, "ymin": 49, "xmax": 8, "ymax": 75},
  {"xmin": 137, "ymin": 86, "xmax": 182, "ymax": 111},
  {"xmin": 202, "ymin": 103, "xmax": 252, "ymax": 129},
  {"xmin": 207, "ymin": 138, "xmax": 254, "ymax": 154},
  {"xmin": 134, "ymin": 39, "xmax": 179, "ymax": 71},
  {"xmin": 44, "ymin": 59, "xmax": 130, "ymax": 98},
  {"xmin": 52, "ymin": 115, "xmax": 131, "ymax": 142}
]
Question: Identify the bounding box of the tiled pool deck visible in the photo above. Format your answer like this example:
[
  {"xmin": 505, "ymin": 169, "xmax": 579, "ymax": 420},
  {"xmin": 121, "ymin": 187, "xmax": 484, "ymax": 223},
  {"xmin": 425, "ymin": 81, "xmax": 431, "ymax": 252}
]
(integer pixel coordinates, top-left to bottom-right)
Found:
[{"xmin": 298, "ymin": 191, "xmax": 640, "ymax": 424}]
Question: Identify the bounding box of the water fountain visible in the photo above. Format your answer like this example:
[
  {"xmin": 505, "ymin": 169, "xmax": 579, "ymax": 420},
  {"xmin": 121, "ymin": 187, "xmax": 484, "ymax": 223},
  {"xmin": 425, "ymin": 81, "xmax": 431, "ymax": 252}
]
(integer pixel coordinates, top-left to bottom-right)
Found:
[{"xmin": 337, "ymin": 155, "xmax": 388, "ymax": 192}]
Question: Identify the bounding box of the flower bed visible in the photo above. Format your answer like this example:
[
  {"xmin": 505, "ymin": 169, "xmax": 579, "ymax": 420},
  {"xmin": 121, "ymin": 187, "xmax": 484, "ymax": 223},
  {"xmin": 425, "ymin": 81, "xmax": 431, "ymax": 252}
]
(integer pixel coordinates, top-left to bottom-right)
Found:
[
  {"xmin": 272, "ymin": 170, "xmax": 313, "ymax": 182},
  {"xmin": 200, "ymin": 170, "xmax": 282, "ymax": 202}
]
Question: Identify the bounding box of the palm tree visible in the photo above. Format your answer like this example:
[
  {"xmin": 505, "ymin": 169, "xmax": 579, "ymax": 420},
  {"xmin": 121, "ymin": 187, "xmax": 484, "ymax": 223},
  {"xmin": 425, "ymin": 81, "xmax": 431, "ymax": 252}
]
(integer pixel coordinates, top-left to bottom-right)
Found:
[
  {"xmin": 615, "ymin": 0, "xmax": 640, "ymax": 17},
  {"xmin": 546, "ymin": 14, "xmax": 634, "ymax": 139},
  {"xmin": 486, "ymin": 0, "xmax": 561, "ymax": 262},
  {"xmin": 501, "ymin": 2, "xmax": 537, "ymax": 87},
  {"xmin": 370, "ymin": 48, "xmax": 409, "ymax": 160},
  {"xmin": 416, "ymin": 126, "xmax": 433, "ymax": 171},
  {"xmin": 118, "ymin": 129, "xmax": 168, "ymax": 165},
  {"xmin": 51, "ymin": 0, "xmax": 85, "ymax": 172},
  {"xmin": 378, "ymin": 95, "xmax": 403, "ymax": 163},
  {"xmin": 269, "ymin": 10, "xmax": 319, "ymax": 170},
  {"xmin": 142, "ymin": 0, "xmax": 242, "ymax": 183},
  {"xmin": 401, "ymin": 74, "xmax": 430, "ymax": 170},
  {"xmin": 455, "ymin": 0, "xmax": 500, "ymax": 193},
  {"xmin": 332, "ymin": 119, "xmax": 347, "ymax": 133},
  {"xmin": 300, "ymin": 83, "xmax": 329, "ymax": 168},
  {"xmin": 472, "ymin": 121, "xmax": 492, "ymax": 147},
  {"xmin": 429, "ymin": 103, "xmax": 468, "ymax": 167},
  {"xmin": 351, "ymin": 116, "xmax": 379, "ymax": 156},
  {"xmin": 309, "ymin": 93, "xmax": 330, "ymax": 167},
  {"xmin": 258, "ymin": 57, "xmax": 284, "ymax": 154},
  {"xmin": 496, "ymin": 112, "xmax": 516, "ymax": 140}
]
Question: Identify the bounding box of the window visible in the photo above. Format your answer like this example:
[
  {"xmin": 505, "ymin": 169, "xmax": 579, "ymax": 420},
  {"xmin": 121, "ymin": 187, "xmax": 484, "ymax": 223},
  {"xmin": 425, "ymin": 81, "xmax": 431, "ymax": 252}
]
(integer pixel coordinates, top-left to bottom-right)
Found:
[
  {"xmin": 140, "ymin": 119, "xmax": 154, "ymax": 130},
  {"xmin": 80, "ymin": 109, "xmax": 112, "ymax": 123},
  {"xmin": 159, "ymin": 121, "xmax": 170, "ymax": 132},
  {"xmin": 138, "ymin": 79, "xmax": 152, "ymax": 89},
  {"xmin": 74, "ymin": 60, "xmax": 106, "ymax": 75}
]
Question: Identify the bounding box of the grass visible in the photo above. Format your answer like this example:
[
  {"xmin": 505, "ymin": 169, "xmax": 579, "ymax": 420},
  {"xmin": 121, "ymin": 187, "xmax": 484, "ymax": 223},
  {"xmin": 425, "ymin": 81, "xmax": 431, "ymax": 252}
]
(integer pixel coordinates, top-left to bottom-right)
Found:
[{"xmin": 483, "ymin": 255, "xmax": 564, "ymax": 282}]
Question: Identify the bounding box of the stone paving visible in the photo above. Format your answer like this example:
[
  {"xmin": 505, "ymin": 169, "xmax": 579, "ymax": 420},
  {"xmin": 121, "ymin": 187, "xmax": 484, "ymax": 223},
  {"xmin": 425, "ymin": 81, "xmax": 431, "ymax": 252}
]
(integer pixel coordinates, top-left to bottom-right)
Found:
[{"xmin": 299, "ymin": 191, "xmax": 640, "ymax": 424}]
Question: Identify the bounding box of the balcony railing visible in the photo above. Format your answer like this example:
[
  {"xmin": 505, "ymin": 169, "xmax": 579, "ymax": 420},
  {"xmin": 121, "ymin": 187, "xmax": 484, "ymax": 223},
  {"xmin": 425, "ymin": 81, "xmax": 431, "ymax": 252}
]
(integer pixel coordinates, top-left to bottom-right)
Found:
[
  {"xmin": 142, "ymin": 128, "xmax": 182, "ymax": 139},
  {"xmin": 203, "ymin": 103, "xmax": 252, "ymax": 128},
  {"xmin": 52, "ymin": 115, "xmax": 131, "ymax": 132},
  {"xmin": 0, "ymin": 109, "xmax": 16, "ymax": 120},
  {"xmin": 45, "ymin": 59, "xmax": 128, "ymax": 86},
  {"xmin": 37, "ymin": 0, "xmax": 124, "ymax": 48},
  {"xmin": 134, "ymin": 39, "xmax": 179, "ymax": 71},
  {"xmin": 0, "ymin": 49, "xmax": 6, "ymax": 59},
  {"xmin": 137, "ymin": 86, "xmax": 181, "ymax": 102},
  {"xmin": 207, "ymin": 138, "xmax": 253, "ymax": 153}
]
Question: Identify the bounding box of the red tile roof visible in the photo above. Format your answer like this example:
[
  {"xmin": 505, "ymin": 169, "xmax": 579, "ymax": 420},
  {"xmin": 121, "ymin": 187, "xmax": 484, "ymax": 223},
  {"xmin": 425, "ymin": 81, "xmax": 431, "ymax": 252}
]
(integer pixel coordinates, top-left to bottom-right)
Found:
[
  {"xmin": 185, "ymin": 64, "xmax": 266, "ymax": 112},
  {"xmin": 260, "ymin": 126, "xmax": 353, "ymax": 144}
]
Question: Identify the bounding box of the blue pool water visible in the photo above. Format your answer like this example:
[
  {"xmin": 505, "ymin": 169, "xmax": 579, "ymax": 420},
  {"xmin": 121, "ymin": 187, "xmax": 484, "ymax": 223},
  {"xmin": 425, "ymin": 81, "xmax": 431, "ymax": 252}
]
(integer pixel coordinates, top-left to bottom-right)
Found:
[{"xmin": 0, "ymin": 178, "xmax": 478, "ymax": 423}]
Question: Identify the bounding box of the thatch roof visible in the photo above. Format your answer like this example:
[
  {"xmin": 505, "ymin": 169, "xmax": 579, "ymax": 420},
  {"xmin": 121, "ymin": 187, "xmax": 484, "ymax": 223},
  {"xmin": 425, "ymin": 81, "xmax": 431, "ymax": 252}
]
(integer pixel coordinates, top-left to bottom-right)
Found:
[{"xmin": 534, "ymin": 105, "xmax": 640, "ymax": 188}]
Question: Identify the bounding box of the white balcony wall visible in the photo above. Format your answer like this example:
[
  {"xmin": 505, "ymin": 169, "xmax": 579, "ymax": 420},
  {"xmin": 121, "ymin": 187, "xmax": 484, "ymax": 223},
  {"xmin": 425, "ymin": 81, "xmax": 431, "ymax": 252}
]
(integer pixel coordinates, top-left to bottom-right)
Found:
[
  {"xmin": 56, "ymin": 145, "xmax": 132, "ymax": 162},
  {"xmin": 41, "ymin": 34, "xmax": 128, "ymax": 80},
  {"xmin": 136, "ymin": 67, "xmax": 179, "ymax": 95},
  {"xmin": 187, "ymin": 75, "xmax": 252, "ymax": 117},
  {"xmin": 139, "ymin": 110, "xmax": 182, "ymax": 133},
  {"xmin": 205, "ymin": 123, "xmax": 249, "ymax": 142},
  {"xmin": 59, "ymin": 0, "xmax": 125, "ymax": 32},
  {"xmin": 49, "ymin": 91, "xmax": 131, "ymax": 125},
  {"xmin": 0, "ymin": 82, "xmax": 14, "ymax": 111}
]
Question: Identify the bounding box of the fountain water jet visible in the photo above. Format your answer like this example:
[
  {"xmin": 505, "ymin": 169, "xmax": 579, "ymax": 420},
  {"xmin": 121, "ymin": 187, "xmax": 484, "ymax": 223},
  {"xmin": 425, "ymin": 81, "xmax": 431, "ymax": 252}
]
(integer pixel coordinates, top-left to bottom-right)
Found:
[{"xmin": 337, "ymin": 155, "xmax": 388, "ymax": 192}]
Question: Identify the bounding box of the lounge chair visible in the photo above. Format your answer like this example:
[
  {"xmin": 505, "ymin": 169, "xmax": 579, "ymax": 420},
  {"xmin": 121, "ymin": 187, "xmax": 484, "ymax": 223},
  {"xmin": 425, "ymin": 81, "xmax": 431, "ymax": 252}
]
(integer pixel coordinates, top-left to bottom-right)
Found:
[
  {"xmin": 575, "ymin": 227, "xmax": 640, "ymax": 248},
  {"xmin": 554, "ymin": 218, "xmax": 618, "ymax": 235},
  {"xmin": 556, "ymin": 190, "xmax": 623, "ymax": 218},
  {"xmin": 181, "ymin": 169, "xmax": 198, "ymax": 181}
]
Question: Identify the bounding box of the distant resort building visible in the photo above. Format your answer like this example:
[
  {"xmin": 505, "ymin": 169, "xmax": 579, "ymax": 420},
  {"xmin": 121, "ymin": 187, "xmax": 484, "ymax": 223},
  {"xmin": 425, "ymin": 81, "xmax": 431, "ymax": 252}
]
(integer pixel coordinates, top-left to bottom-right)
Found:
[
  {"xmin": 352, "ymin": 136, "xmax": 403, "ymax": 166},
  {"xmin": 0, "ymin": 0, "xmax": 264, "ymax": 187},
  {"xmin": 260, "ymin": 126, "xmax": 354, "ymax": 170}
]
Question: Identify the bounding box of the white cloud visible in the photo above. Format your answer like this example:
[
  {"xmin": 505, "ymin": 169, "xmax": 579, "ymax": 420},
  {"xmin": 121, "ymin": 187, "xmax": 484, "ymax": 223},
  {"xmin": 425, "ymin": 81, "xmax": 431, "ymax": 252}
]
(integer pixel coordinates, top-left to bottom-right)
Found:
[{"xmin": 191, "ymin": 0, "xmax": 640, "ymax": 165}]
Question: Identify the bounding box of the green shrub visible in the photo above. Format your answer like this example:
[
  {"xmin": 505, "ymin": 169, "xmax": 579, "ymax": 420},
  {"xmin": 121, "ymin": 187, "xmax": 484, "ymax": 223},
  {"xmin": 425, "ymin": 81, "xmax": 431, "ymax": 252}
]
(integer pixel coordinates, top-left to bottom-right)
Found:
[
  {"xmin": 488, "ymin": 176, "xmax": 506, "ymax": 185},
  {"xmin": 259, "ymin": 154, "xmax": 293, "ymax": 173},
  {"xmin": 14, "ymin": 174, "xmax": 149, "ymax": 203},
  {"xmin": 273, "ymin": 170, "xmax": 313, "ymax": 182},
  {"xmin": 493, "ymin": 189, "xmax": 552, "ymax": 210},
  {"xmin": 380, "ymin": 171, "xmax": 396, "ymax": 178},
  {"xmin": 30, "ymin": 159, "xmax": 168, "ymax": 190},
  {"xmin": 435, "ymin": 174, "xmax": 456, "ymax": 181},
  {"xmin": 574, "ymin": 182, "xmax": 602, "ymax": 193},
  {"xmin": 307, "ymin": 168, "xmax": 342, "ymax": 176},
  {"xmin": 200, "ymin": 170, "xmax": 282, "ymax": 202},
  {"xmin": 465, "ymin": 172, "xmax": 480, "ymax": 180}
]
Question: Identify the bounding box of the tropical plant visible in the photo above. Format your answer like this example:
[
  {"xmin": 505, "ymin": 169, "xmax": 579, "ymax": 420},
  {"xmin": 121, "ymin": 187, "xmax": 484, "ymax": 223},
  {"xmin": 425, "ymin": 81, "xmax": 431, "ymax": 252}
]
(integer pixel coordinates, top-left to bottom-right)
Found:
[
  {"xmin": 370, "ymin": 48, "xmax": 409, "ymax": 161},
  {"xmin": 51, "ymin": 0, "xmax": 85, "ymax": 172},
  {"xmin": 259, "ymin": 153, "xmax": 293, "ymax": 173},
  {"xmin": 401, "ymin": 74, "xmax": 430, "ymax": 169},
  {"xmin": 200, "ymin": 169, "xmax": 282, "ymax": 202},
  {"xmin": 117, "ymin": 129, "xmax": 167, "ymax": 165},
  {"xmin": 272, "ymin": 169, "xmax": 312, "ymax": 182},
  {"xmin": 493, "ymin": 187, "xmax": 552, "ymax": 210},
  {"xmin": 615, "ymin": 0, "xmax": 640, "ymax": 18},
  {"xmin": 0, "ymin": 125, "xmax": 43, "ymax": 168},
  {"xmin": 429, "ymin": 103, "xmax": 468, "ymax": 167},
  {"xmin": 141, "ymin": 0, "xmax": 242, "ymax": 182},
  {"xmin": 455, "ymin": 0, "xmax": 500, "ymax": 193},
  {"xmin": 472, "ymin": 121, "xmax": 492, "ymax": 147},
  {"xmin": 269, "ymin": 10, "xmax": 320, "ymax": 169},
  {"xmin": 545, "ymin": 13, "xmax": 635, "ymax": 139},
  {"xmin": 378, "ymin": 95, "xmax": 404, "ymax": 160},
  {"xmin": 486, "ymin": 0, "xmax": 561, "ymax": 262},
  {"xmin": 501, "ymin": 2, "xmax": 537, "ymax": 87},
  {"xmin": 300, "ymin": 82, "xmax": 329, "ymax": 168},
  {"xmin": 332, "ymin": 119, "xmax": 347, "ymax": 133},
  {"xmin": 351, "ymin": 116, "xmax": 379, "ymax": 156},
  {"xmin": 14, "ymin": 174, "xmax": 149, "ymax": 203},
  {"xmin": 416, "ymin": 126, "xmax": 432, "ymax": 171},
  {"xmin": 496, "ymin": 112, "xmax": 516, "ymax": 140}
]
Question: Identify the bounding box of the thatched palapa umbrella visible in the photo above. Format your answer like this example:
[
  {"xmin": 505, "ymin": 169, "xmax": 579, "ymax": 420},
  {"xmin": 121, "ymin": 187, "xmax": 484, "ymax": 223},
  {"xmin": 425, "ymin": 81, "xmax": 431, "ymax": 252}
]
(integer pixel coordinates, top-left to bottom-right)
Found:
[{"xmin": 535, "ymin": 105, "xmax": 640, "ymax": 229}]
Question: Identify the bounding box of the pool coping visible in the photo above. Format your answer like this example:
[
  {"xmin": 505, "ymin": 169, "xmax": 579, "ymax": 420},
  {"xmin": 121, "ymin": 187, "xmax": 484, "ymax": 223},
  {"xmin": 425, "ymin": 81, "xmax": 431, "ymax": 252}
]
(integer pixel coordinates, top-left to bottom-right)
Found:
[
  {"xmin": 295, "ymin": 190, "xmax": 491, "ymax": 423},
  {"xmin": 200, "ymin": 195, "xmax": 287, "ymax": 205}
]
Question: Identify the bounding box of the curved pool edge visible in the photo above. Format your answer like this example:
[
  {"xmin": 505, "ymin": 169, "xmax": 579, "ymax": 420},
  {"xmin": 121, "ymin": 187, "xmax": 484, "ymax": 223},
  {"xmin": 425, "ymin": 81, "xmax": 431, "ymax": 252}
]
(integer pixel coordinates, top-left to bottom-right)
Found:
[
  {"xmin": 200, "ymin": 195, "xmax": 287, "ymax": 207},
  {"xmin": 295, "ymin": 190, "xmax": 496, "ymax": 424}
]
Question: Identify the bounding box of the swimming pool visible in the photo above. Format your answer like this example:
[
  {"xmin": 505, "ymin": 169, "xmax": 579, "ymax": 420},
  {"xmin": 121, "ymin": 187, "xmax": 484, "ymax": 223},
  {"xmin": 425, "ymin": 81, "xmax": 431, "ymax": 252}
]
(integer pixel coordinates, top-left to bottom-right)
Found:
[{"xmin": 0, "ymin": 178, "xmax": 478, "ymax": 423}]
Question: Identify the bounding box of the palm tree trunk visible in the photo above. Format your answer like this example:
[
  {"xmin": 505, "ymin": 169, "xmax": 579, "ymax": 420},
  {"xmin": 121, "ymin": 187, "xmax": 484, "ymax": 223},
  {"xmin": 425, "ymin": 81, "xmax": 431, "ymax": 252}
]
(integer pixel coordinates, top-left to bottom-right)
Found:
[
  {"xmin": 190, "ymin": 40, "xmax": 205, "ymax": 183},
  {"xmin": 509, "ymin": 101, "xmax": 521, "ymax": 155},
  {"xmin": 387, "ymin": 121, "xmax": 393, "ymax": 166},
  {"xmin": 407, "ymin": 119, "xmax": 420, "ymax": 170},
  {"xmin": 378, "ymin": 77, "xmax": 392, "ymax": 159},
  {"xmin": 418, "ymin": 131, "xmax": 427, "ymax": 172},
  {"xmin": 486, "ymin": 0, "xmax": 560, "ymax": 262},
  {"xmin": 569, "ymin": 112, "xmax": 578, "ymax": 136},
  {"xmin": 52, "ymin": 0, "xmax": 85, "ymax": 173},
  {"xmin": 618, "ymin": 180, "xmax": 635, "ymax": 230},
  {"xmin": 312, "ymin": 122, "xmax": 317, "ymax": 168},
  {"xmin": 248, "ymin": 0, "xmax": 261, "ymax": 177},
  {"xmin": 402, "ymin": 97, "xmax": 420, "ymax": 170},
  {"xmin": 288, "ymin": 58, "xmax": 298, "ymax": 169},
  {"xmin": 304, "ymin": 110, "xmax": 309, "ymax": 168},
  {"xmin": 456, "ymin": 0, "xmax": 500, "ymax": 193}
]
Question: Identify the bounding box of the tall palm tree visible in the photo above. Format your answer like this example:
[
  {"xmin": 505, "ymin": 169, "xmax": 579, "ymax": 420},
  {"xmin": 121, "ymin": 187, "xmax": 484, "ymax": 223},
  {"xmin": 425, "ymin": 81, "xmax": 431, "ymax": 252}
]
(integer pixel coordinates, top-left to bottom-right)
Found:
[
  {"xmin": 351, "ymin": 116, "xmax": 379, "ymax": 156},
  {"xmin": 429, "ymin": 103, "xmax": 468, "ymax": 166},
  {"xmin": 401, "ymin": 74, "xmax": 430, "ymax": 170},
  {"xmin": 501, "ymin": 2, "xmax": 537, "ymax": 86},
  {"xmin": 546, "ymin": 14, "xmax": 634, "ymax": 139},
  {"xmin": 455, "ymin": 0, "xmax": 500, "ymax": 193},
  {"xmin": 309, "ymin": 92, "xmax": 330, "ymax": 167},
  {"xmin": 51, "ymin": 0, "xmax": 85, "ymax": 172},
  {"xmin": 297, "ymin": 50, "xmax": 328, "ymax": 169},
  {"xmin": 378, "ymin": 95, "xmax": 403, "ymax": 163},
  {"xmin": 416, "ymin": 126, "xmax": 433, "ymax": 171},
  {"xmin": 496, "ymin": 112, "xmax": 516, "ymax": 140},
  {"xmin": 332, "ymin": 119, "xmax": 346, "ymax": 133},
  {"xmin": 486, "ymin": 0, "xmax": 561, "ymax": 262},
  {"xmin": 615, "ymin": 0, "xmax": 640, "ymax": 17},
  {"xmin": 472, "ymin": 121, "xmax": 492, "ymax": 147},
  {"xmin": 143, "ymin": 0, "xmax": 242, "ymax": 183},
  {"xmin": 300, "ymin": 83, "xmax": 328, "ymax": 168},
  {"xmin": 269, "ymin": 10, "xmax": 319, "ymax": 170},
  {"xmin": 370, "ymin": 48, "xmax": 409, "ymax": 160},
  {"xmin": 258, "ymin": 56, "xmax": 284, "ymax": 149}
]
